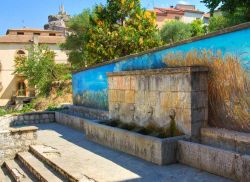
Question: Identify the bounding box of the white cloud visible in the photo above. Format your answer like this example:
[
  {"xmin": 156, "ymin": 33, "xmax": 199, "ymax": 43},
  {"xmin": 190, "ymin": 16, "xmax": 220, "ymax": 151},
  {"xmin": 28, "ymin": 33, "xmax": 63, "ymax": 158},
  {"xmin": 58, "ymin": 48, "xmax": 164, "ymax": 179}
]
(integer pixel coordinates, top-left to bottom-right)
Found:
[{"xmin": 178, "ymin": 0, "xmax": 189, "ymax": 5}]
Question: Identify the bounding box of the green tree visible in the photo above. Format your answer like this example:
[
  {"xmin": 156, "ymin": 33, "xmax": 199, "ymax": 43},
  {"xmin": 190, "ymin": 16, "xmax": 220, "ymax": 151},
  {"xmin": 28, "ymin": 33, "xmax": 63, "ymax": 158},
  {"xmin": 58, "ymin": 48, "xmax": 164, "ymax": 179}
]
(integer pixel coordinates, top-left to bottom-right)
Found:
[
  {"xmin": 62, "ymin": 0, "xmax": 161, "ymax": 70},
  {"xmin": 61, "ymin": 10, "xmax": 92, "ymax": 68},
  {"xmin": 190, "ymin": 19, "xmax": 205, "ymax": 36},
  {"xmin": 202, "ymin": 0, "xmax": 250, "ymax": 21},
  {"xmin": 14, "ymin": 45, "xmax": 69, "ymax": 95},
  {"xmin": 160, "ymin": 20, "xmax": 192, "ymax": 44},
  {"xmin": 208, "ymin": 15, "xmax": 229, "ymax": 32}
]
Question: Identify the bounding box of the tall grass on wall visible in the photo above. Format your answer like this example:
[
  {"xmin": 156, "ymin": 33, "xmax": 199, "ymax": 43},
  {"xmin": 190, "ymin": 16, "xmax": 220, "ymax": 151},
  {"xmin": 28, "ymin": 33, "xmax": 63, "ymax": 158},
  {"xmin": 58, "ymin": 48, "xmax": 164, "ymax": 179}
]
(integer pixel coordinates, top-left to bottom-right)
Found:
[{"xmin": 164, "ymin": 50, "xmax": 250, "ymax": 132}]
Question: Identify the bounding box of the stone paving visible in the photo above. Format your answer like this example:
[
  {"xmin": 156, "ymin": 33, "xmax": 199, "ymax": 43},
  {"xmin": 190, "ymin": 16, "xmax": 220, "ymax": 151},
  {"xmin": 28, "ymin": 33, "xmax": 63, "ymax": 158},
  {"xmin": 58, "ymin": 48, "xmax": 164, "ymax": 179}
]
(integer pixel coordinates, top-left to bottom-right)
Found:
[{"xmin": 35, "ymin": 123, "xmax": 232, "ymax": 182}]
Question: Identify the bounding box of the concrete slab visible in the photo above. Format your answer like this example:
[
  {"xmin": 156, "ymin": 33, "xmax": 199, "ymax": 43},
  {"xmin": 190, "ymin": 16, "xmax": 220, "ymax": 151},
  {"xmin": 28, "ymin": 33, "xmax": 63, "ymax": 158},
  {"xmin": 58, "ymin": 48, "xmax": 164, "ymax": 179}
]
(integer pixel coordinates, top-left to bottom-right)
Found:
[{"xmin": 33, "ymin": 123, "xmax": 232, "ymax": 182}]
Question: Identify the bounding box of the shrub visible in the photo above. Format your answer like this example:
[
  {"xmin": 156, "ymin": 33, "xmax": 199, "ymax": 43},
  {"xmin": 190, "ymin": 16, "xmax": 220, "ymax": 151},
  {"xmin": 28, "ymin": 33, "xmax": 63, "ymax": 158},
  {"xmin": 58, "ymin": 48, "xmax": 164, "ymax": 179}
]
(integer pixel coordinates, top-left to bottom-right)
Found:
[
  {"xmin": 164, "ymin": 50, "xmax": 250, "ymax": 132},
  {"xmin": 160, "ymin": 20, "xmax": 192, "ymax": 44}
]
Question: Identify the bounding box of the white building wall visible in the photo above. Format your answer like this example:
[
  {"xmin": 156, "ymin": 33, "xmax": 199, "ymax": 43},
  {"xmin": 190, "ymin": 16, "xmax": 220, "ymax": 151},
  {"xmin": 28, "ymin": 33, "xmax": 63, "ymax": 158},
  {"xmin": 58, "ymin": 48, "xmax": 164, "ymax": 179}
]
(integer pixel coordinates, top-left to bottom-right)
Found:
[
  {"xmin": 181, "ymin": 12, "xmax": 203, "ymax": 23},
  {"xmin": 0, "ymin": 43, "xmax": 68, "ymax": 106}
]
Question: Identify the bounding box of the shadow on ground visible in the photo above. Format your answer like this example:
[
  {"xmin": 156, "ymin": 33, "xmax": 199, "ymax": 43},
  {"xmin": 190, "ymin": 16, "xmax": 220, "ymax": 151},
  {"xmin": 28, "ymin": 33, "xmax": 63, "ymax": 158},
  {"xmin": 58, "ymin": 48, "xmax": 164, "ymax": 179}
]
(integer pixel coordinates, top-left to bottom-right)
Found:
[{"xmin": 35, "ymin": 123, "xmax": 232, "ymax": 182}]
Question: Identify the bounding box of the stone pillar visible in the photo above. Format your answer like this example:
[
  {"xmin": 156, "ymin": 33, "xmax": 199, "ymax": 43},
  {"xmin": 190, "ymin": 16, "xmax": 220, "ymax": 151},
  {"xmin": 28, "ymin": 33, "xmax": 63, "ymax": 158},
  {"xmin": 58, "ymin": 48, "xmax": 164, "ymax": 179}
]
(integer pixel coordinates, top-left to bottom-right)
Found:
[{"xmin": 107, "ymin": 66, "xmax": 208, "ymax": 138}]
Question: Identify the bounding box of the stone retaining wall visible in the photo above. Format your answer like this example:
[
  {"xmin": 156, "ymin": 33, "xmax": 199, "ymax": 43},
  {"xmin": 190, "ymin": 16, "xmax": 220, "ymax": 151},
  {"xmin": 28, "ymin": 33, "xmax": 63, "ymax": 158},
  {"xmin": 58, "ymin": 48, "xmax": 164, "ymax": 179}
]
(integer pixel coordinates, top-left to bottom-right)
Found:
[
  {"xmin": 0, "ymin": 112, "xmax": 55, "ymax": 129},
  {"xmin": 62, "ymin": 105, "xmax": 109, "ymax": 120},
  {"xmin": 55, "ymin": 112, "xmax": 88, "ymax": 131},
  {"xmin": 177, "ymin": 140, "xmax": 250, "ymax": 182},
  {"xmin": 107, "ymin": 67, "xmax": 208, "ymax": 137},
  {"xmin": 0, "ymin": 126, "xmax": 38, "ymax": 164},
  {"xmin": 201, "ymin": 127, "xmax": 250, "ymax": 155}
]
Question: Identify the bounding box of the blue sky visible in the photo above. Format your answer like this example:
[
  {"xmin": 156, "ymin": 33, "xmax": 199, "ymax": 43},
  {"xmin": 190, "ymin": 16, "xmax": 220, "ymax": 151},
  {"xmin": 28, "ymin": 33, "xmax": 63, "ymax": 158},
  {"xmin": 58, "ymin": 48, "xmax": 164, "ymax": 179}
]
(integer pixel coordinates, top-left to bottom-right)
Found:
[{"xmin": 0, "ymin": 0, "xmax": 209, "ymax": 35}]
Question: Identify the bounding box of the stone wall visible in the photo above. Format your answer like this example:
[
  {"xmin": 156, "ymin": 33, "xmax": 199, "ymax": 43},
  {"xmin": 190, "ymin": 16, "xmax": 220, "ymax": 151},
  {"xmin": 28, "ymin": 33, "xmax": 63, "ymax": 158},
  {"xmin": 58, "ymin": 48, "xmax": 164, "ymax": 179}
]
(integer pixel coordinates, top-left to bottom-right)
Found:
[
  {"xmin": 107, "ymin": 66, "xmax": 208, "ymax": 137},
  {"xmin": 62, "ymin": 105, "xmax": 109, "ymax": 120},
  {"xmin": 201, "ymin": 127, "xmax": 250, "ymax": 155},
  {"xmin": 0, "ymin": 126, "xmax": 38, "ymax": 164},
  {"xmin": 55, "ymin": 112, "xmax": 87, "ymax": 131},
  {"xmin": 84, "ymin": 119, "xmax": 187, "ymax": 165},
  {"xmin": 177, "ymin": 140, "xmax": 250, "ymax": 182},
  {"xmin": 0, "ymin": 112, "xmax": 55, "ymax": 130}
]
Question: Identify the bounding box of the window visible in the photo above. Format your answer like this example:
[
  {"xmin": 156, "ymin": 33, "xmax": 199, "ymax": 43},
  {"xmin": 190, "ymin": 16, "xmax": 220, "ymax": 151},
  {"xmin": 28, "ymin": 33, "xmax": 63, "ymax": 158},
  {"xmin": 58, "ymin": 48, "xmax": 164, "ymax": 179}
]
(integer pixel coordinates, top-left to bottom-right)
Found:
[
  {"xmin": 34, "ymin": 33, "xmax": 40, "ymax": 36},
  {"xmin": 17, "ymin": 81, "xmax": 26, "ymax": 96},
  {"xmin": 17, "ymin": 32, "xmax": 24, "ymax": 35},
  {"xmin": 49, "ymin": 33, "xmax": 56, "ymax": 36}
]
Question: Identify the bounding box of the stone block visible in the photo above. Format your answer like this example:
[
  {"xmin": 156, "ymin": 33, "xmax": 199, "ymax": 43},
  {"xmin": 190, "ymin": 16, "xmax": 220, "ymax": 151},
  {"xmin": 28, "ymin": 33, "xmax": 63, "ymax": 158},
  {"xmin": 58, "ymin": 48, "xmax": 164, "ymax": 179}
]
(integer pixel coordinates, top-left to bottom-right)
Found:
[
  {"xmin": 130, "ymin": 76, "xmax": 136, "ymax": 90},
  {"xmin": 199, "ymin": 144, "xmax": 237, "ymax": 180},
  {"xmin": 177, "ymin": 73, "xmax": 192, "ymax": 92},
  {"xmin": 108, "ymin": 77, "xmax": 114, "ymax": 89},
  {"xmin": 42, "ymin": 114, "xmax": 49, "ymax": 119},
  {"xmin": 116, "ymin": 76, "xmax": 125, "ymax": 90},
  {"xmin": 125, "ymin": 90, "xmax": 135, "ymax": 104},
  {"xmin": 191, "ymin": 91, "xmax": 208, "ymax": 109},
  {"xmin": 108, "ymin": 90, "xmax": 118, "ymax": 102},
  {"xmin": 160, "ymin": 92, "xmax": 172, "ymax": 108},
  {"xmin": 191, "ymin": 72, "xmax": 208, "ymax": 91},
  {"xmin": 135, "ymin": 91, "xmax": 145, "ymax": 105},
  {"xmin": 241, "ymin": 155, "xmax": 250, "ymax": 182},
  {"xmin": 177, "ymin": 141, "xmax": 201, "ymax": 169},
  {"xmin": 117, "ymin": 90, "xmax": 125, "ymax": 102},
  {"xmin": 158, "ymin": 75, "xmax": 170, "ymax": 92},
  {"xmin": 137, "ymin": 76, "xmax": 149, "ymax": 91}
]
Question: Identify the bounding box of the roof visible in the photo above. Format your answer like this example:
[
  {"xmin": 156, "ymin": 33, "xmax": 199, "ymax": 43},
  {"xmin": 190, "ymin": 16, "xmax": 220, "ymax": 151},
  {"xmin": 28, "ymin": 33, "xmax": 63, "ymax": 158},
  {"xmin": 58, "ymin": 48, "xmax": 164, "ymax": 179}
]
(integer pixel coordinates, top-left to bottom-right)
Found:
[
  {"xmin": 203, "ymin": 13, "xmax": 211, "ymax": 18},
  {"xmin": 6, "ymin": 28, "xmax": 64, "ymax": 35},
  {"xmin": 154, "ymin": 7, "xmax": 184, "ymax": 15},
  {"xmin": 183, "ymin": 9, "xmax": 204, "ymax": 14},
  {"xmin": 154, "ymin": 6, "xmax": 204, "ymax": 15},
  {"xmin": 0, "ymin": 35, "xmax": 65, "ymax": 44},
  {"xmin": 176, "ymin": 4, "xmax": 195, "ymax": 10}
]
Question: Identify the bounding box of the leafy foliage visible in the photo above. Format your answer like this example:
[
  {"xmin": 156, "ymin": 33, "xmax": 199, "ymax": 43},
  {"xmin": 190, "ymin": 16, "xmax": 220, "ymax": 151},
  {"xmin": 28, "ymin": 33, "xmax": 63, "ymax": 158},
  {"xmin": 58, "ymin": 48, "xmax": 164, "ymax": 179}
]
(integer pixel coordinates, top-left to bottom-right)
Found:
[
  {"xmin": 160, "ymin": 20, "xmax": 192, "ymax": 44},
  {"xmin": 202, "ymin": 0, "xmax": 250, "ymax": 22},
  {"xmin": 14, "ymin": 45, "xmax": 70, "ymax": 96},
  {"xmin": 62, "ymin": 0, "xmax": 161, "ymax": 70},
  {"xmin": 202, "ymin": 0, "xmax": 249, "ymax": 31},
  {"xmin": 207, "ymin": 15, "xmax": 229, "ymax": 32},
  {"xmin": 190, "ymin": 19, "xmax": 205, "ymax": 36}
]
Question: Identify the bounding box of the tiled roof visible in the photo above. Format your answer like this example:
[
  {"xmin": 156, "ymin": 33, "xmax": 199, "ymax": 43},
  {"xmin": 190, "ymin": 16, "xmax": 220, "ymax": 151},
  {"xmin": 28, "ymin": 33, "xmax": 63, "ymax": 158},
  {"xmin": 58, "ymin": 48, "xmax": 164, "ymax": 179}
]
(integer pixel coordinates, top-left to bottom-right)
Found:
[
  {"xmin": 154, "ymin": 7, "xmax": 184, "ymax": 15},
  {"xmin": 203, "ymin": 13, "xmax": 211, "ymax": 18},
  {"xmin": 0, "ymin": 35, "xmax": 65, "ymax": 44},
  {"xmin": 154, "ymin": 6, "xmax": 204, "ymax": 15}
]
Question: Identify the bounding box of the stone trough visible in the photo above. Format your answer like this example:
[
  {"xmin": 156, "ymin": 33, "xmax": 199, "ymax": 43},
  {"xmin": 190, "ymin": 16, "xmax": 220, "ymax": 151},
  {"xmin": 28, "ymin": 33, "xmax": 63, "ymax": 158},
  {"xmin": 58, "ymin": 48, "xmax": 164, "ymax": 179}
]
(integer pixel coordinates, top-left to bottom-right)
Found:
[{"xmin": 84, "ymin": 119, "xmax": 187, "ymax": 165}]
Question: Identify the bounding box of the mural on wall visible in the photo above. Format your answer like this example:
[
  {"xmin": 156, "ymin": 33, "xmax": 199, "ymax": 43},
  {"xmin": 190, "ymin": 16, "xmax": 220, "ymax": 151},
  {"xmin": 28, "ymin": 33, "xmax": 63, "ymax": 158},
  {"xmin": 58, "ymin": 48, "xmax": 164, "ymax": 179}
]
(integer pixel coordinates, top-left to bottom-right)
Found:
[{"xmin": 73, "ymin": 27, "xmax": 250, "ymax": 110}]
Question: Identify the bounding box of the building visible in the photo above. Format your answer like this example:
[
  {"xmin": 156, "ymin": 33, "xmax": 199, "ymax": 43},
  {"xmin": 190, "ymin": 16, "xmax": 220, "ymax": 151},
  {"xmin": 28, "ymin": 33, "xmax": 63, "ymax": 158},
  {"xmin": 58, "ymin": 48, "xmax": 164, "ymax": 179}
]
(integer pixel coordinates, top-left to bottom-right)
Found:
[
  {"xmin": 0, "ymin": 28, "xmax": 67, "ymax": 106},
  {"xmin": 44, "ymin": 5, "xmax": 70, "ymax": 35},
  {"xmin": 152, "ymin": 4, "xmax": 209, "ymax": 28}
]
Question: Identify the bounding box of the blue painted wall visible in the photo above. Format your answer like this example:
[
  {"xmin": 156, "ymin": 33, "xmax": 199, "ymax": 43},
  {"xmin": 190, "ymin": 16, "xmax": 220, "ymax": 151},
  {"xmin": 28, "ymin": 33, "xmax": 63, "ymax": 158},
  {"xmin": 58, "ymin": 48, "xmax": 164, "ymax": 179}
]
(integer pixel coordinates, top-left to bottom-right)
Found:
[{"xmin": 73, "ymin": 28, "xmax": 250, "ymax": 110}]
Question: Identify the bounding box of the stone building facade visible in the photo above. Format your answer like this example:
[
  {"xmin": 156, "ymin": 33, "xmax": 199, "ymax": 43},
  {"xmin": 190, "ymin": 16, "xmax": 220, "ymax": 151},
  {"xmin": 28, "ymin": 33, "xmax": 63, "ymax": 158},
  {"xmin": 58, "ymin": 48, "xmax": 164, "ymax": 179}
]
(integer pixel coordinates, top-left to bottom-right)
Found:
[{"xmin": 0, "ymin": 29, "xmax": 68, "ymax": 106}]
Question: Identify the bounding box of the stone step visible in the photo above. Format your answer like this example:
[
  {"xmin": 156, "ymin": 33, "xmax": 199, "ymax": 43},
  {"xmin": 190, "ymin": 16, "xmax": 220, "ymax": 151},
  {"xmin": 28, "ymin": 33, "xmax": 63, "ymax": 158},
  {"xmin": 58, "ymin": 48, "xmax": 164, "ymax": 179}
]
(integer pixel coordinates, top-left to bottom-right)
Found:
[
  {"xmin": 177, "ymin": 140, "xmax": 250, "ymax": 182},
  {"xmin": 17, "ymin": 152, "xmax": 66, "ymax": 182},
  {"xmin": 0, "ymin": 166, "xmax": 13, "ymax": 182},
  {"xmin": 201, "ymin": 127, "xmax": 250, "ymax": 155},
  {"xmin": 29, "ymin": 145, "xmax": 95, "ymax": 182},
  {"xmin": 4, "ymin": 159, "xmax": 35, "ymax": 182}
]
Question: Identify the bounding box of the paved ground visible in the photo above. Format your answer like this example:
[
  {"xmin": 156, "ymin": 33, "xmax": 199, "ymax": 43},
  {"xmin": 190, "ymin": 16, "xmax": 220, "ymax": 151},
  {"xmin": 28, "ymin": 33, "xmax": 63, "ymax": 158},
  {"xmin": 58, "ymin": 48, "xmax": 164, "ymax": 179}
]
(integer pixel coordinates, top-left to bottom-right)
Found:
[{"xmin": 35, "ymin": 123, "xmax": 232, "ymax": 182}]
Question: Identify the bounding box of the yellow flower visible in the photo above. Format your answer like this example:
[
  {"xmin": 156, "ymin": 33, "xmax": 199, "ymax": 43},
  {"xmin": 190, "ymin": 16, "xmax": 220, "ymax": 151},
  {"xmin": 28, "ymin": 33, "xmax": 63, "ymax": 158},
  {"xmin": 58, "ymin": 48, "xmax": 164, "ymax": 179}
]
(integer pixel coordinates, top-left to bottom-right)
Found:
[
  {"xmin": 139, "ymin": 37, "xmax": 143, "ymax": 45},
  {"xmin": 121, "ymin": 0, "xmax": 125, "ymax": 5},
  {"xmin": 130, "ymin": 1, "xmax": 134, "ymax": 8}
]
